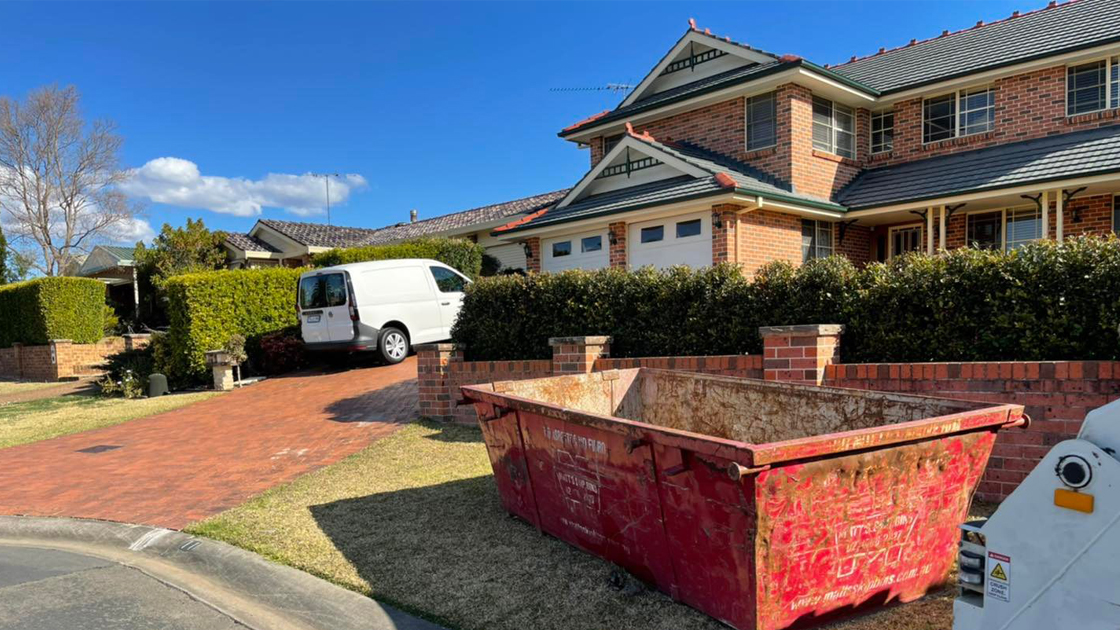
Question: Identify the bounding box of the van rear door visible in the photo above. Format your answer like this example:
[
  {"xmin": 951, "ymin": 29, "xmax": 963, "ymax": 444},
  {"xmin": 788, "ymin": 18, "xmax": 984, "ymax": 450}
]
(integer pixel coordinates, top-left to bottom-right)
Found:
[{"xmin": 299, "ymin": 272, "xmax": 353, "ymax": 344}]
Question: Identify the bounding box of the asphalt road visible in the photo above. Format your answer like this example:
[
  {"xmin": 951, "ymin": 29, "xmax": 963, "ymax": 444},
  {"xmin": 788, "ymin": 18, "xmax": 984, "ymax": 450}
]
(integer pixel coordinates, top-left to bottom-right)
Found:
[{"xmin": 0, "ymin": 545, "xmax": 243, "ymax": 629}]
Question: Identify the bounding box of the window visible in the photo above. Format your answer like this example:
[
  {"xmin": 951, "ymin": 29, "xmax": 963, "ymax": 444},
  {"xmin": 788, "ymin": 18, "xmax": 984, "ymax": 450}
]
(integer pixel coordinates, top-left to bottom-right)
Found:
[
  {"xmin": 640, "ymin": 225, "xmax": 664, "ymax": 243},
  {"xmin": 801, "ymin": 219, "xmax": 834, "ymax": 261},
  {"xmin": 299, "ymin": 273, "xmax": 347, "ymax": 309},
  {"xmin": 1067, "ymin": 58, "xmax": 1120, "ymax": 115},
  {"xmin": 581, "ymin": 236, "xmax": 602, "ymax": 253},
  {"xmin": 812, "ymin": 96, "xmax": 854, "ymax": 158},
  {"xmin": 552, "ymin": 241, "xmax": 571, "ymax": 257},
  {"xmin": 870, "ymin": 110, "xmax": 893, "ymax": 154},
  {"xmin": 889, "ymin": 225, "xmax": 923, "ymax": 258},
  {"xmin": 967, "ymin": 211, "xmax": 1003, "ymax": 250},
  {"xmin": 746, "ymin": 92, "xmax": 776, "ymax": 150},
  {"xmin": 676, "ymin": 219, "xmax": 702, "ymax": 238},
  {"xmin": 602, "ymin": 134, "xmax": 623, "ymax": 155},
  {"xmin": 924, "ymin": 87, "xmax": 994, "ymax": 143},
  {"xmin": 1005, "ymin": 207, "xmax": 1042, "ymax": 250},
  {"xmin": 430, "ymin": 266, "xmax": 466, "ymax": 293},
  {"xmin": 1114, "ymin": 195, "xmax": 1120, "ymax": 234}
]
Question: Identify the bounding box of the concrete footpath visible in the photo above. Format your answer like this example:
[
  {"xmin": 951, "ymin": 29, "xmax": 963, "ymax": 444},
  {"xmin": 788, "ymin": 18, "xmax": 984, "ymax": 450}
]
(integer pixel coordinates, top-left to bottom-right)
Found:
[{"xmin": 0, "ymin": 516, "xmax": 444, "ymax": 630}]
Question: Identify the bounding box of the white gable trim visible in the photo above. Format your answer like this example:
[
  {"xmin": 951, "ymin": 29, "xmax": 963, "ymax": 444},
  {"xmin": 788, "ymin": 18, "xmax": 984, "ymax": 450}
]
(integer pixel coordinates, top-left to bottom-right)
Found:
[
  {"xmin": 619, "ymin": 29, "xmax": 774, "ymax": 109},
  {"xmin": 556, "ymin": 135, "xmax": 711, "ymax": 209}
]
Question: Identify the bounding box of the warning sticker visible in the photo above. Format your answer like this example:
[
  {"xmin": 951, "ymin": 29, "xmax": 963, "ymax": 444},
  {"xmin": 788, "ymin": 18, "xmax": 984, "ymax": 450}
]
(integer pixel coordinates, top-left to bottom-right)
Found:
[{"xmin": 987, "ymin": 551, "xmax": 1011, "ymax": 603}]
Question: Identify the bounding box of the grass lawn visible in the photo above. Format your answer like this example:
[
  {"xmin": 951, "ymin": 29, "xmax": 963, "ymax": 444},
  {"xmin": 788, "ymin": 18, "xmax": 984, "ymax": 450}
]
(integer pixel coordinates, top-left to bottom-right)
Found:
[
  {"xmin": 188, "ymin": 420, "xmax": 992, "ymax": 630},
  {"xmin": 0, "ymin": 381, "xmax": 65, "ymax": 397},
  {"xmin": 0, "ymin": 392, "xmax": 219, "ymax": 450}
]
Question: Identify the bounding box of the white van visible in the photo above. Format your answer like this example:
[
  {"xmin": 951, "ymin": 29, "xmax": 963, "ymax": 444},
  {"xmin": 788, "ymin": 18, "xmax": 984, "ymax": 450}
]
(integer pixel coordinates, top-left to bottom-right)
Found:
[{"xmin": 297, "ymin": 259, "xmax": 470, "ymax": 363}]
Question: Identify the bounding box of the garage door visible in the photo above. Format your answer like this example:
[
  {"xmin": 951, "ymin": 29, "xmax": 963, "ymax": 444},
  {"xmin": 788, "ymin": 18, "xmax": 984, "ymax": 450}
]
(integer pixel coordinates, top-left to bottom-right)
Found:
[
  {"xmin": 628, "ymin": 212, "xmax": 711, "ymax": 269},
  {"xmin": 485, "ymin": 243, "xmax": 527, "ymax": 271},
  {"xmin": 542, "ymin": 230, "xmax": 610, "ymax": 272}
]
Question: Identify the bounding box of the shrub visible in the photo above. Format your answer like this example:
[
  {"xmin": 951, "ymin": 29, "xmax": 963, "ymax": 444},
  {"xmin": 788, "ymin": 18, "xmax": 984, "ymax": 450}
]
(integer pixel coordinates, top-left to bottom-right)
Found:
[
  {"xmin": 0, "ymin": 276, "xmax": 106, "ymax": 346},
  {"xmin": 256, "ymin": 326, "xmax": 308, "ymax": 375},
  {"xmin": 451, "ymin": 236, "xmax": 1120, "ymax": 363},
  {"xmin": 157, "ymin": 267, "xmax": 302, "ymax": 385},
  {"xmin": 98, "ymin": 346, "xmax": 156, "ymax": 399},
  {"xmin": 312, "ymin": 237, "xmax": 484, "ymax": 278}
]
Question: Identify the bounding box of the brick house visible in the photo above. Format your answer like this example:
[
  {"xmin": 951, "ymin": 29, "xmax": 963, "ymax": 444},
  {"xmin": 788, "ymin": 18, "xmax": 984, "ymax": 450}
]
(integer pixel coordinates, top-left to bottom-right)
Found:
[
  {"xmin": 222, "ymin": 189, "xmax": 567, "ymax": 269},
  {"xmin": 495, "ymin": 0, "xmax": 1120, "ymax": 276}
]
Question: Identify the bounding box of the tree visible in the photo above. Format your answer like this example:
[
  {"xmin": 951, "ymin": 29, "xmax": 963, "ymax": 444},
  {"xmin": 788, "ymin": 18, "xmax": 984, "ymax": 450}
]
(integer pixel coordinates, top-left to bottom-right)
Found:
[
  {"xmin": 0, "ymin": 225, "xmax": 28, "ymax": 284},
  {"xmin": 134, "ymin": 218, "xmax": 227, "ymax": 287},
  {"xmin": 0, "ymin": 85, "xmax": 139, "ymax": 276}
]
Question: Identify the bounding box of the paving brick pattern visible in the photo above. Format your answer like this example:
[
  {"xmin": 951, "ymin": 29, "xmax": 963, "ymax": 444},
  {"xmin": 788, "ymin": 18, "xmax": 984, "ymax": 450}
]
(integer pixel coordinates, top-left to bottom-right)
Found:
[{"xmin": 0, "ymin": 358, "xmax": 417, "ymax": 530}]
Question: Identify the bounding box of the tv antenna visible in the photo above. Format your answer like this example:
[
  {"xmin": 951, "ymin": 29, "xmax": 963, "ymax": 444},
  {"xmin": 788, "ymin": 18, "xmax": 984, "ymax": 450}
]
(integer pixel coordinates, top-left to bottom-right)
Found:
[{"xmin": 311, "ymin": 173, "xmax": 340, "ymax": 225}]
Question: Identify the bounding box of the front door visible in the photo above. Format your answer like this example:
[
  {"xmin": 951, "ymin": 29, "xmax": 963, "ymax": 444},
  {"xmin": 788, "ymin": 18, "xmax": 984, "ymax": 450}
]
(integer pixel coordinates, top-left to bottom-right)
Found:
[
  {"xmin": 298, "ymin": 272, "xmax": 352, "ymax": 343},
  {"xmin": 428, "ymin": 265, "xmax": 467, "ymax": 339}
]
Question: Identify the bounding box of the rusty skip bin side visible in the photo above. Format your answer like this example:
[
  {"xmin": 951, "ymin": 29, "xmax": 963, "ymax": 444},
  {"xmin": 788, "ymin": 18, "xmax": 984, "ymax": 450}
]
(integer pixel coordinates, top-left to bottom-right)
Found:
[{"xmin": 461, "ymin": 368, "xmax": 1024, "ymax": 630}]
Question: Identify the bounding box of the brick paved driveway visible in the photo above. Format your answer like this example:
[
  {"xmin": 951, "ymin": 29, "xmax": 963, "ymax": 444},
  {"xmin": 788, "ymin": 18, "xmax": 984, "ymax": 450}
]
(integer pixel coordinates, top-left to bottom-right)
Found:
[{"xmin": 0, "ymin": 358, "xmax": 417, "ymax": 530}]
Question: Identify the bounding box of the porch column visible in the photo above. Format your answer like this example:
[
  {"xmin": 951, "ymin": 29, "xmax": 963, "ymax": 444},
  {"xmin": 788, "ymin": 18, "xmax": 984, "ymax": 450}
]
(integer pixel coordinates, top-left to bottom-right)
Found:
[
  {"xmin": 1055, "ymin": 188, "xmax": 1064, "ymax": 243},
  {"xmin": 1040, "ymin": 190, "xmax": 1049, "ymax": 240},
  {"xmin": 939, "ymin": 205, "xmax": 947, "ymax": 252},
  {"xmin": 926, "ymin": 207, "xmax": 935, "ymax": 254},
  {"xmin": 132, "ymin": 267, "xmax": 140, "ymax": 315}
]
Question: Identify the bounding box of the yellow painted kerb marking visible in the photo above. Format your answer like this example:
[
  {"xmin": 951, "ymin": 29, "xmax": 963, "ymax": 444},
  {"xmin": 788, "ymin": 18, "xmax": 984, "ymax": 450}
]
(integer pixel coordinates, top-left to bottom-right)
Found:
[{"xmin": 1055, "ymin": 488, "xmax": 1094, "ymax": 513}]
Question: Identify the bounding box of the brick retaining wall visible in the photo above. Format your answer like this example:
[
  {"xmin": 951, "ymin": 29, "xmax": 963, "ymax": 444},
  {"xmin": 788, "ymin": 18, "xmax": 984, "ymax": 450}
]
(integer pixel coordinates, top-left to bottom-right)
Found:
[{"xmin": 0, "ymin": 334, "xmax": 149, "ymax": 382}]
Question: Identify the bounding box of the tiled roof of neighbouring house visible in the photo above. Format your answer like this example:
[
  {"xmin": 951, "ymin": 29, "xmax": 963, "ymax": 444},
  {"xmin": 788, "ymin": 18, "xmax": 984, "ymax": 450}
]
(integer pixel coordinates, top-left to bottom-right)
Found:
[
  {"xmin": 830, "ymin": 0, "xmax": 1120, "ymax": 93},
  {"xmin": 837, "ymin": 124, "xmax": 1120, "ymax": 209},
  {"xmin": 223, "ymin": 232, "xmax": 281, "ymax": 253},
  {"xmin": 256, "ymin": 219, "xmax": 387, "ymax": 249},
  {"xmin": 361, "ymin": 189, "xmax": 569, "ymax": 245}
]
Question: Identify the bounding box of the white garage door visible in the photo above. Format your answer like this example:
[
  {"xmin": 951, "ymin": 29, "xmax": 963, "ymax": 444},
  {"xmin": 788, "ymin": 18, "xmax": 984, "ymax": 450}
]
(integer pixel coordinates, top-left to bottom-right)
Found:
[
  {"xmin": 628, "ymin": 212, "xmax": 711, "ymax": 269},
  {"xmin": 485, "ymin": 243, "xmax": 527, "ymax": 271},
  {"xmin": 542, "ymin": 230, "xmax": 609, "ymax": 272}
]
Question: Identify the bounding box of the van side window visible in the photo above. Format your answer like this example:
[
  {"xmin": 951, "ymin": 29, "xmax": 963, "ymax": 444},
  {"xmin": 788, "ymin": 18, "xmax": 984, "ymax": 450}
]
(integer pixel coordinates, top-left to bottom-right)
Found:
[
  {"xmin": 299, "ymin": 273, "xmax": 347, "ymax": 309},
  {"xmin": 430, "ymin": 267, "xmax": 466, "ymax": 293}
]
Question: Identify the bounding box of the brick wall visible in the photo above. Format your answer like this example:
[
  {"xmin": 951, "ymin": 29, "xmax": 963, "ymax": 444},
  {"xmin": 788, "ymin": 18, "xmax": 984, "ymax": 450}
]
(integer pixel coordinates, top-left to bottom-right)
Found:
[
  {"xmin": 739, "ymin": 209, "xmax": 803, "ymax": 276},
  {"xmin": 0, "ymin": 337, "xmax": 131, "ymax": 382},
  {"xmin": 524, "ymin": 237, "xmax": 541, "ymax": 273},
  {"xmin": 608, "ymin": 221, "xmax": 627, "ymax": 268},
  {"xmin": 825, "ymin": 360, "xmax": 1120, "ymax": 502}
]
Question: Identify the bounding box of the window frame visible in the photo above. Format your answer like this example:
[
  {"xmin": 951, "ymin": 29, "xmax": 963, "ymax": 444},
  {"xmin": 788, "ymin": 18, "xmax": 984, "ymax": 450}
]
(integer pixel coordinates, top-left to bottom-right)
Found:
[
  {"xmin": 640, "ymin": 225, "xmax": 665, "ymax": 244},
  {"xmin": 811, "ymin": 96, "xmax": 855, "ymax": 159},
  {"xmin": 675, "ymin": 218, "xmax": 702, "ymax": 239},
  {"xmin": 745, "ymin": 91, "xmax": 777, "ymax": 151},
  {"xmin": 602, "ymin": 134, "xmax": 624, "ymax": 155},
  {"xmin": 887, "ymin": 224, "xmax": 925, "ymax": 259},
  {"xmin": 922, "ymin": 85, "xmax": 995, "ymax": 144},
  {"xmin": 1066, "ymin": 56, "xmax": 1120, "ymax": 117},
  {"xmin": 580, "ymin": 235, "xmax": 602, "ymax": 253},
  {"xmin": 551, "ymin": 240, "xmax": 572, "ymax": 257},
  {"xmin": 965, "ymin": 210, "xmax": 1004, "ymax": 251},
  {"xmin": 801, "ymin": 219, "xmax": 835, "ymax": 262},
  {"xmin": 1005, "ymin": 206, "xmax": 1043, "ymax": 251},
  {"xmin": 870, "ymin": 109, "xmax": 894, "ymax": 154}
]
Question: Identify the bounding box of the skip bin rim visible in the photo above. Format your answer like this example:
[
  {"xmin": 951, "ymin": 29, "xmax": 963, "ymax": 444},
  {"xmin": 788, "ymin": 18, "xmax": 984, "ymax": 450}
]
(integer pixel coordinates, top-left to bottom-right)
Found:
[{"xmin": 460, "ymin": 367, "xmax": 1024, "ymax": 467}]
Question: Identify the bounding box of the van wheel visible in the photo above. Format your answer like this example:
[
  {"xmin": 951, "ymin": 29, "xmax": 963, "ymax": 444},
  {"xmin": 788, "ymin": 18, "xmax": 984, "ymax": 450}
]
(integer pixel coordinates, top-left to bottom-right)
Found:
[{"xmin": 378, "ymin": 327, "xmax": 409, "ymax": 364}]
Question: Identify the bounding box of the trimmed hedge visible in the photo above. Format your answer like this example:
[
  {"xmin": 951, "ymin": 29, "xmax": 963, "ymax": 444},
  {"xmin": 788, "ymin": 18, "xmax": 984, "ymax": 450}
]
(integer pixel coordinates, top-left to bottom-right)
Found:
[
  {"xmin": 451, "ymin": 236, "xmax": 1120, "ymax": 363},
  {"xmin": 312, "ymin": 238, "xmax": 484, "ymax": 278},
  {"xmin": 0, "ymin": 277, "xmax": 106, "ymax": 347},
  {"xmin": 157, "ymin": 267, "xmax": 302, "ymax": 384}
]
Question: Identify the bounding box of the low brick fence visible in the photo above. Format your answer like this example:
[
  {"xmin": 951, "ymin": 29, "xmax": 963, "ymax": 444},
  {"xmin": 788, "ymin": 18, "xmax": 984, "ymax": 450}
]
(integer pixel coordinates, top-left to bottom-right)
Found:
[
  {"xmin": 0, "ymin": 334, "xmax": 150, "ymax": 381},
  {"xmin": 417, "ymin": 325, "xmax": 1120, "ymax": 502}
]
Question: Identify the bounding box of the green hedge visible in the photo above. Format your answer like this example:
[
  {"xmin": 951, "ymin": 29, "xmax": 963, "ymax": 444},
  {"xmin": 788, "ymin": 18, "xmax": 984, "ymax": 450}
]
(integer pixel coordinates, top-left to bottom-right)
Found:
[
  {"xmin": 451, "ymin": 236, "xmax": 1120, "ymax": 363},
  {"xmin": 157, "ymin": 267, "xmax": 302, "ymax": 384},
  {"xmin": 312, "ymin": 238, "xmax": 484, "ymax": 278},
  {"xmin": 0, "ymin": 277, "xmax": 106, "ymax": 347}
]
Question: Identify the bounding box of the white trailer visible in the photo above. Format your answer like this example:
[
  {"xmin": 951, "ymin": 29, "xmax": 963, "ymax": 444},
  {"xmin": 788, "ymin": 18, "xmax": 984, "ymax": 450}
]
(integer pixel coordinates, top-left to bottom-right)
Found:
[{"xmin": 953, "ymin": 399, "xmax": 1120, "ymax": 630}]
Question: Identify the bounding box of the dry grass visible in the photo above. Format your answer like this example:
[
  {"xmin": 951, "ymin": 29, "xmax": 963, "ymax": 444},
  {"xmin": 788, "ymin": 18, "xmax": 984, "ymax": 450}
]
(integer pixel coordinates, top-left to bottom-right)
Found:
[
  {"xmin": 189, "ymin": 421, "xmax": 998, "ymax": 630},
  {"xmin": 0, "ymin": 392, "xmax": 219, "ymax": 449},
  {"xmin": 0, "ymin": 380, "xmax": 64, "ymax": 396}
]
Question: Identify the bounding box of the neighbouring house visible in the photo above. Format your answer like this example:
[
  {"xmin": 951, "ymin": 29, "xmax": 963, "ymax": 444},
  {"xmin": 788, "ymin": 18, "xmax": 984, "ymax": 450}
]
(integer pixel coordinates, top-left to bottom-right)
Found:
[
  {"xmin": 492, "ymin": 0, "xmax": 1120, "ymax": 275},
  {"xmin": 222, "ymin": 189, "xmax": 568, "ymax": 270},
  {"xmin": 73, "ymin": 245, "xmax": 139, "ymax": 316}
]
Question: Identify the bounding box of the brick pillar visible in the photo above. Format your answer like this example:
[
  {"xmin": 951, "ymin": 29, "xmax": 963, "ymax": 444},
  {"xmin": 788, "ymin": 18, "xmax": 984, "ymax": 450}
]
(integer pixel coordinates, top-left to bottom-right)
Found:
[
  {"xmin": 759, "ymin": 324, "xmax": 843, "ymax": 386},
  {"xmin": 524, "ymin": 238, "xmax": 541, "ymax": 273},
  {"xmin": 549, "ymin": 336, "xmax": 611, "ymax": 375},
  {"xmin": 49, "ymin": 339, "xmax": 71, "ymax": 380},
  {"xmin": 711, "ymin": 204, "xmax": 740, "ymax": 265},
  {"xmin": 608, "ymin": 222, "xmax": 627, "ymax": 268},
  {"xmin": 416, "ymin": 342, "xmax": 463, "ymax": 421}
]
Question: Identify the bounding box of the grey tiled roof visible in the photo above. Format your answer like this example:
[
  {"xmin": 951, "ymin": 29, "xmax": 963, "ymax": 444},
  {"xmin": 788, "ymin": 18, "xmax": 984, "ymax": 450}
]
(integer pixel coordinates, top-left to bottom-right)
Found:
[
  {"xmin": 223, "ymin": 232, "xmax": 281, "ymax": 253},
  {"xmin": 257, "ymin": 219, "xmax": 385, "ymax": 249},
  {"xmin": 362, "ymin": 189, "xmax": 569, "ymax": 245},
  {"xmin": 501, "ymin": 135, "xmax": 842, "ymax": 234},
  {"xmin": 831, "ymin": 0, "xmax": 1120, "ymax": 93},
  {"xmin": 838, "ymin": 124, "xmax": 1120, "ymax": 209}
]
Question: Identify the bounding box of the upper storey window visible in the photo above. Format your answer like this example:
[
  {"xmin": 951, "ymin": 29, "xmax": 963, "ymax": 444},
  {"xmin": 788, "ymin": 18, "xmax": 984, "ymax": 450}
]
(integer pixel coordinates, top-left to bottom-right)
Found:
[
  {"xmin": 870, "ymin": 110, "xmax": 894, "ymax": 154},
  {"xmin": 812, "ymin": 96, "xmax": 854, "ymax": 158},
  {"xmin": 923, "ymin": 87, "xmax": 994, "ymax": 143},
  {"xmin": 602, "ymin": 134, "xmax": 623, "ymax": 155},
  {"xmin": 745, "ymin": 92, "xmax": 776, "ymax": 151},
  {"xmin": 1067, "ymin": 57, "xmax": 1120, "ymax": 115}
]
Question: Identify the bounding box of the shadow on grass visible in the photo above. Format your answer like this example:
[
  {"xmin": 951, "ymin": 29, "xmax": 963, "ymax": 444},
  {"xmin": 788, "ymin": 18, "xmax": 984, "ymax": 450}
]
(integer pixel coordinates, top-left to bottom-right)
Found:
[{"xmin": 420, "ymin": 422, "xmax": 483, "ymax": 444}]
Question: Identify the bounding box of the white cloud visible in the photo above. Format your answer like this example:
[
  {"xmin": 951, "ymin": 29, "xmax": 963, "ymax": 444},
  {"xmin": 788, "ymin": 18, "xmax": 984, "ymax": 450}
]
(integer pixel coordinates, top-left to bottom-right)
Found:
[
  {"xmin": 119, "ymin": 157, "xmax": 368, "ymax": 217},
  {"xmin": 110, "ymin": 217, "xmax": 156, "ymax": 245}
]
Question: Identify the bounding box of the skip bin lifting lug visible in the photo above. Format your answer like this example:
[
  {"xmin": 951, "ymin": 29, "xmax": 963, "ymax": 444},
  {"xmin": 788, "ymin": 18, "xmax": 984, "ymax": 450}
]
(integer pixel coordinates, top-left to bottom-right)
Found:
[{"xmin": 727, "ymin": 462, "xmax": 770, "ymax": 481}]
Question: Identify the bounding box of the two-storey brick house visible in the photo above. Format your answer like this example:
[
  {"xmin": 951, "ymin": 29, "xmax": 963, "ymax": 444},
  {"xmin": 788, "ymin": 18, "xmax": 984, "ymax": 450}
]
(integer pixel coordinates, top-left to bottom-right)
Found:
[{"xmin": 495, "ymin": 0, "xmax": 1120, "ymax": 276}]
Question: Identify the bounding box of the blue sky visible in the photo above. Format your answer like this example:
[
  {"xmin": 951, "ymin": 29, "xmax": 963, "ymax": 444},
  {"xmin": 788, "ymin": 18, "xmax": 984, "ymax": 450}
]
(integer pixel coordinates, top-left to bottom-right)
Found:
[{"xmin": 1, "ymin": 0, "xmax": 1032, "ymax": 242}]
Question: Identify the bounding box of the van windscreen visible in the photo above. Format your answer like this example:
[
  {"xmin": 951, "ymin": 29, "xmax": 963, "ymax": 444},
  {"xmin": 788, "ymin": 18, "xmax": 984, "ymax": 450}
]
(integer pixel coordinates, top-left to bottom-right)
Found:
[{"xmin": 299, "ymin": 274, "xmax": 347, "ymax": 309}]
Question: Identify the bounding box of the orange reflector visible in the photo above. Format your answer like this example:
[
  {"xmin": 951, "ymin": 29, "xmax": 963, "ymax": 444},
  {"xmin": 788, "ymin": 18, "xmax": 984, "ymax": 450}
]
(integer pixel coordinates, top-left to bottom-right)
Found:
[{"xmin": 1055, "ymin": 488, "xmax": 1094, "ymax": 513}]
